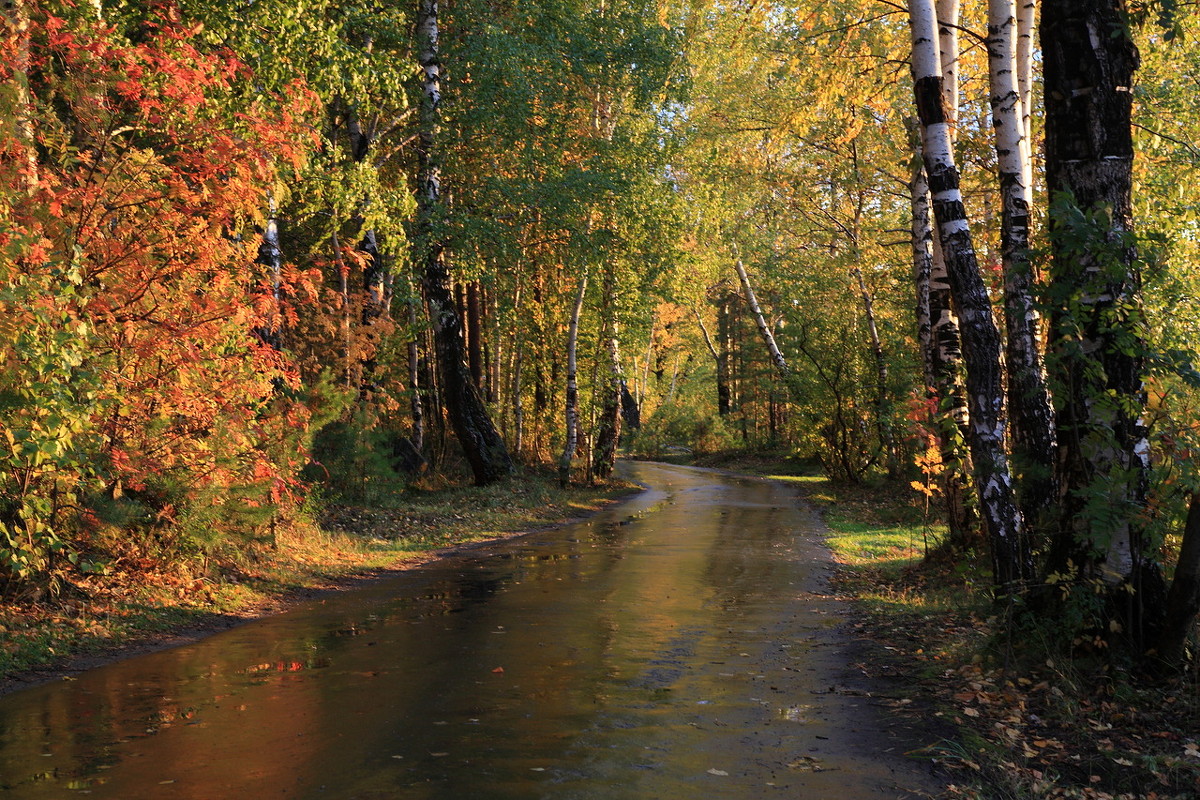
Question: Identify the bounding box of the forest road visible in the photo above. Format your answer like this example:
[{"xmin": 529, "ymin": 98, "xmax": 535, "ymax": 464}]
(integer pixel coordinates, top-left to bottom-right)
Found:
[{"xmin": 0, "ymin": 461, "xmax": 947, "ymax": 799}]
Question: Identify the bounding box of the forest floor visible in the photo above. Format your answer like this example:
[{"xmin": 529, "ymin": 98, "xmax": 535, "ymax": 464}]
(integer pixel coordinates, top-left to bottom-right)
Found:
[
  {"xmin": 690, "ymin": 450, "xmax": 1200, "ymax": 800},
  {"xmin": 0, "ymin": 465, "xmax": 640, "ymax": 696}
]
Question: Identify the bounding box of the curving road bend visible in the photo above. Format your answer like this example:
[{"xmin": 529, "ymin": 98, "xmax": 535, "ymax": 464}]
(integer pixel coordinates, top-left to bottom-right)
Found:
[{"xmin": 0, "ymin": 462, "xmax": 944, "ymax": 799}]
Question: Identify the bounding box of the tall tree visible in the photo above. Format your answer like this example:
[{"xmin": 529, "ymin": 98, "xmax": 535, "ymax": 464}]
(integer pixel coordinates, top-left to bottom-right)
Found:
[
  {"xmin": 1041, "ymin": 0, "xmax": 1165, "ymax": 637},
  {"xmin": 559, "ymin": 269, "xmax": 588, "ymax": 485},
  {"xmin": 987, "ymin": 0, "xmax": 1057, "ymax": 529},
  {"xmin": 922, "ymin": 0, "xmax": 978, "ymax": 547},
  {"xmin": 909, "ymin": 0, "xmax": 1029, "ymax": 594},
  {"xmin": 415, "ymin": 0, "xmax": 513, "ymax": 485},
  {"xmin": 910, "ymin": 134, "xmax": 977, "ymax": 547},
  {"xmin": 734, "ymin": 259, "xmax": 791, "ymax": 381},
  {"xmin": 592, "ymin": 262, "xmax": 624, "ymax": 481}
]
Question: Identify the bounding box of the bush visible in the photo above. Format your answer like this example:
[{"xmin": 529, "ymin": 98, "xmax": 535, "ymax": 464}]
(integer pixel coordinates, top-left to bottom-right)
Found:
[{"xmin": 628, "ymin": 401, "xmax": 739, "ymax": 457}]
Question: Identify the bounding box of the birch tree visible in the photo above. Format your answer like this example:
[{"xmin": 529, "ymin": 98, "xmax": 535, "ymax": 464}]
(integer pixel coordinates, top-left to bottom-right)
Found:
[
  {"xmin": 734, "ymin": 259, "xmax": 791, "ymax": 381},
  {"xmin": 909, "ymin": 0, "xmax": 1029, "ymax": 593},
  {"xmin": 1015, "ymin": 0, "xmax": 1035, "ymax": 145},
  {"xmin": 910, "ymin": 136, "xmax": 977, "ymax": 545},
  {"xmin": 415, "ymin": 0, "xmax": 513, "ymax": 485},
  {"xmin": 592, "ymin": 268, "xmax": 624, "ymax": 481},
  {"xmin": 559, "ymin": 270, "xmax": 588, "ymax": 486},
  {"xmin": 1040, "ymin": 0, "xmax": 1166, "ymax": 640},
  {"xmin": 987, "ymin": 0, "xmax": 1056, "ymax": 527},
  {"xmin": 907, "ymin": 4, "xmax": 977, "ymax": 547}
]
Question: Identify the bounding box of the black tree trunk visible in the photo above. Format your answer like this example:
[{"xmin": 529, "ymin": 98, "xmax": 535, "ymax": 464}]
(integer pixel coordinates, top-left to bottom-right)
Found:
[{"xmin": 415, "ymin": 0, "xmax": 512, "ymax": 485}]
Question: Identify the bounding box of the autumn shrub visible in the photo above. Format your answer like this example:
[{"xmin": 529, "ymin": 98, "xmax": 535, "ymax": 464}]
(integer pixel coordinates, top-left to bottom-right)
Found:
[
  {"xmin": 0, "ymin": 238, "xmax": 105, "ymax": 595},
  {"xmin": 0, "ymin": 4, "xmax": 325, "ymax": 594}
]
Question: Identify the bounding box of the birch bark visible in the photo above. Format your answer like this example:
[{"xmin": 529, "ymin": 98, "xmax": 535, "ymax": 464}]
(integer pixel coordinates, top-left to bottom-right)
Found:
[
  {"xmin": 509, "ymin": 272, "xmax": 524, "ymax": 460},
  {"xmin": 408, "ymin": 298, "xmax": 425, "ymax": 455},
  {"xmin": 1016, "ymin": 0, "xmax": 1035, "ymax": 147},
  {"xmin": 559, "ymin": 270, "xmax": 588, "ymax": 486},
  {"xmin": 694, "ymin": 299, "xmax": 732, "ymax": 417},
  {"xmin": 988, "ymin": 0, "xmax": 1057, "ymax": 528},
  {"xmin": 717, "ymin": 291, "xmax": 735, "ymax": 416},
  {"xmin": 734, "ymin": 260, "xmax": 790, "ymax": 380},
  {"xmin": 910, "ymin": 0, "xmax": 1029, "ymax": 592},
  {"xmin": 911, "ymin": 152, "xmax": 979, "ymax": 547},
  {"xmin": 936, "ymin": 0, "xmax": 960, "ymax": 137},
  {"xmin": 254, "ymin": 192, "xmax": 283, "ymax": 351},
  {"xmin": 345, "ymin": 107, "xmax": 389, "ymax": 397},
  {"xmin": 911, "ymin": 152, "xmax": 936, "ymax": 397},
  {"xmin": 416, "ymin": 0, "xmax": 512, "ymax": 485},
  {"xmin": 1042, "ymin": 0, "xmax": 1153, "ymax": 593},
  {"xmin": 592, "ymin": 265, "xmax": 623, "ymax": 481}
]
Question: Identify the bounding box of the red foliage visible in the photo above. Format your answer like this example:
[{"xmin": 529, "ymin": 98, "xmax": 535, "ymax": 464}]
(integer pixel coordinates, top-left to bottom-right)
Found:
[{"xmin": 4, "ymin": 3, "xmax": 324, "ymax": 524}]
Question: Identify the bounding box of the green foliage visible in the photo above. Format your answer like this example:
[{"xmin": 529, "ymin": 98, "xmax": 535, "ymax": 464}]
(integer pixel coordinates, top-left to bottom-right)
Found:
[
  {"xmin": 307, "ymin": 411, "xmax": 413, "ymax": 504},
  {"xmin": 1041, "ymin": 193, "xmax": 1180, "ymax": 562},
  {"xmin": 629, "ymin": 399, "xmax": 738, "ymax": 457},
  {"xmin": 0, "ymin": 229, "xmax": 103, "ymax": 593},
  {"xmin": 1043, "ymin": 194, "xmax": 1161, "ymax": 364}
]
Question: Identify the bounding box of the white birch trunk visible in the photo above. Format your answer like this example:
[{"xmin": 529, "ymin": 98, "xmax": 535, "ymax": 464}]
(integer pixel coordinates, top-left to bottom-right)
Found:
[
  {"xmin": 508, "ymin": 274, "xmax": 524, "ymax": 460},
  {"xmin": 911, "ymin": 126, "xmax": 970, "ymax": 442},
  {"xmin": 592, "ymin": 263, "xmax": 624, "ymax": 481},
  {"xmin": 416, "ymin": 0, "xmax": 511, "ymax": 485},
  {"xmin": 1015, "ymin": 0, "xmax": 1035, "ymax": 150},
  {"xmin": 988, "ymin": 0, "xmax": 1057, "ymax": 524},
  {"xmin": 408, "ymin": 298, "xmax": 424, "ymax": 454},
  {"xmin": 559, "ymin": 270, "xmax": 588, "ymax": 486},
  {"xmin": 936, "ymin": 0, "xmax": 960, "ymax": 140},
  {"xmin": 910, "ymin": 153, "xmax": 936, "ymax": 394},
  {"xmin": 640, "ymin": 316, "xmax": 654, "ymax": 408},
  {"xmin": 910, "ymin": 0, "xmax": 1029, "ymax": 592},
  {"xmin": 694, "ymin": 306, "xmax": 721, "ymax": 365},
  {"xmin": 928, "ymin": 1, "xmax": 971, "ymax": 443},
  {"xmin": 911, "ymin": 151, "xmax": 979, "ymax": 545},
  {"xmin": 851, "ymin": 264, "xmax": 887, "ymax": 407},
  {"xmin": 734, "ymin": 260, "xmax": 790, "ymax": 379},
  {"xmin": 253, "ymin": 192, "xmax": 283, "ymax": 350}
]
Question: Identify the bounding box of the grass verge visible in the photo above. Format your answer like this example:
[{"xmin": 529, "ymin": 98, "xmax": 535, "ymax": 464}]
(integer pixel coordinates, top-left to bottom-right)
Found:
[
  {"xmin": 805, "ymin": 476, "xmax": 1200, "ymax": 800},
  {"xmin": 0, "ymin": 466, "xmax": 639, "ymax": 688}
]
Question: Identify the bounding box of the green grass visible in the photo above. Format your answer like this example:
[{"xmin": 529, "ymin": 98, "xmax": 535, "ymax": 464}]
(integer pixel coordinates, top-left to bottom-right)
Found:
[{"xmin": 709, "ymin": 460, "xmax": 990, "ymax": 619}]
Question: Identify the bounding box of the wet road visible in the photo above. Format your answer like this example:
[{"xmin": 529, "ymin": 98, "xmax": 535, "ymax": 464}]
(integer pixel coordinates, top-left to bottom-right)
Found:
[{"xmin": 0, "ymin": 463, "xmax": 940, "ymax": 799}]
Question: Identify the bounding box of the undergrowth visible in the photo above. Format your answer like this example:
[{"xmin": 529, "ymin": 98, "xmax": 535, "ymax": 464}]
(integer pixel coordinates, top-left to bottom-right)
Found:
[
  {"xmin": 807, "ymin": 481, "xmax": 1200, "ymax": 800},
  {"xmin": 808, "ymin": 480, "xmax": 1200, "ymax": 800}
]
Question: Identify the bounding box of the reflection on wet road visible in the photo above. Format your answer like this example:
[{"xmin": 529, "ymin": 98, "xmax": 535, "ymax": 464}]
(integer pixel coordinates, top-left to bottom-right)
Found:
[{"xmin": 0, "ymin": 463, "xmax": 939, "ymax": 798}]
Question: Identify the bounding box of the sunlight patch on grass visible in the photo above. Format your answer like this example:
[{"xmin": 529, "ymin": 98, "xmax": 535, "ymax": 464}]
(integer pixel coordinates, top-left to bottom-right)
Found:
[
  {"xmin": 763, "ymin": 473, "xmax": 827, "ymax": 485},
  {"xmin": 798, "ymin": 480, "xmax": 987, "ymax": 616},
  {"xmin": 825, "ymin": 522, "xmax": 930, "ymax": 566}
]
